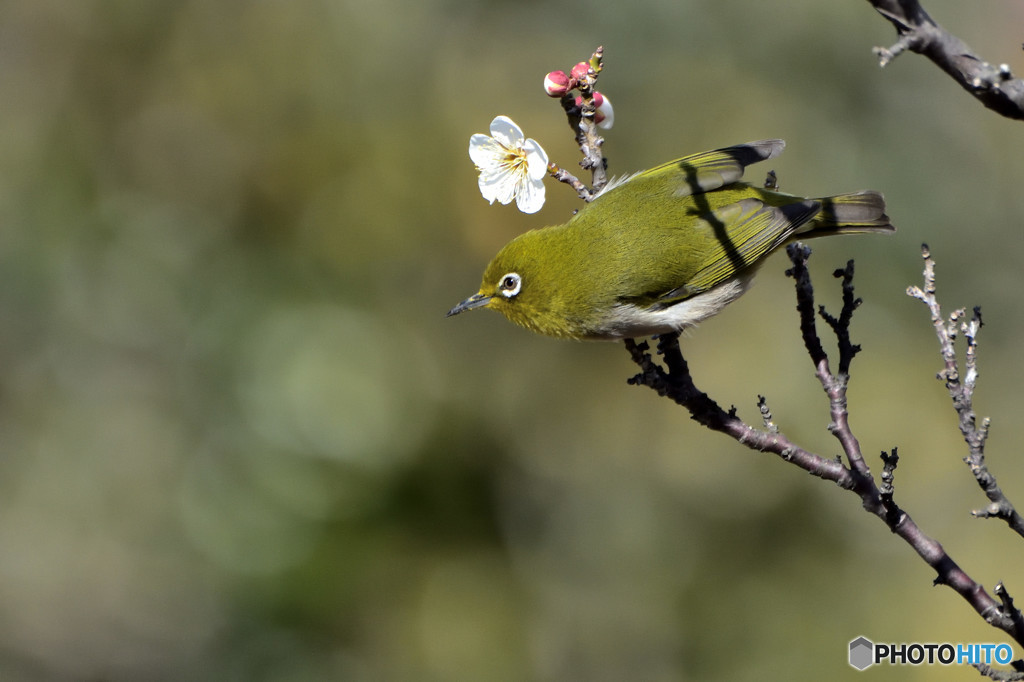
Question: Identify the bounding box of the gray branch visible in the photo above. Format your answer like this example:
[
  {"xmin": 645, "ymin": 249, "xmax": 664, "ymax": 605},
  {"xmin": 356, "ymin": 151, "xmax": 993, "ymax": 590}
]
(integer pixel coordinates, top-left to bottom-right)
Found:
[
  {"xmin": 867, "ymin": 0, "xmax": 1024, "ymax": 120},
  {"xmin": 907, "ymin": 245, "xmax": 1024, "ymax": 538}
]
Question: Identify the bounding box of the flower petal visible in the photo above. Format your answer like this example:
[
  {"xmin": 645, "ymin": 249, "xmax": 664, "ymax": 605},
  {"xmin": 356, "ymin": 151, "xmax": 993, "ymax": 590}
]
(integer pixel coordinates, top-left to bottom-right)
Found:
[
  {"xmin": 522, "ymin": 138, "xmax": 549, "ymax": 180},
  {"xmin": 596, "ymin": 95, "xmax": 614, "ymax": 130},
  {"xmin": 488, "ymin": 115, "xmax": 525, "ymax": 149},
  {"xmin": 514, "ymin": 175, "xmax": 546, "ymax": 214},
  {"xmin": 469, "ymin": 134, "xmax": 505, "ymax": 168},
  {"xmin": 478, "ymin": 168, "xmax": 517, "ymax": 205}
]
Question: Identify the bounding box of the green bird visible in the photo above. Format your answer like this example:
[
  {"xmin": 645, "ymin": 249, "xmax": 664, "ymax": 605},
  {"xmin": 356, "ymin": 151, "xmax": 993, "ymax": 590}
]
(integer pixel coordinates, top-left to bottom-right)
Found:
[{"xmin": 448, "ymin": 139, "xmax": 894, "ymax": 339}]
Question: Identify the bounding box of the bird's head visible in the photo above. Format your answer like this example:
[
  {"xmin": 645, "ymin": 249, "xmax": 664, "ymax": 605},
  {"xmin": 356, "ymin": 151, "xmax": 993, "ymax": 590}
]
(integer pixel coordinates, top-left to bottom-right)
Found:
[{"xmin": 447, "ymin": 231, "xmax": 581, "ymax": 338}]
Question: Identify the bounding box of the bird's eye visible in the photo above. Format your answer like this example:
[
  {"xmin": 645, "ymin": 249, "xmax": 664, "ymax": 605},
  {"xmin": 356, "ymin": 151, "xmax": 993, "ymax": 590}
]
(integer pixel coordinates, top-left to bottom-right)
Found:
[{"xmin": 498, "ymin": 272, "xmax": 521, "ymax": 298}]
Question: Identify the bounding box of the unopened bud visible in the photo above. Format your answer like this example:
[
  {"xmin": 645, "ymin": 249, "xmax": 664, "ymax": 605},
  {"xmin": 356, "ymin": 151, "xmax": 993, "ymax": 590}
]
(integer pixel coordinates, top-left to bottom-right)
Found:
[
  {"xmin": 543, "ymin": 70, "xmax": 571, "ymax": 97},
  {"xmin": 570, "ymin": 61, "xmax": 590, "ymax": 81}
]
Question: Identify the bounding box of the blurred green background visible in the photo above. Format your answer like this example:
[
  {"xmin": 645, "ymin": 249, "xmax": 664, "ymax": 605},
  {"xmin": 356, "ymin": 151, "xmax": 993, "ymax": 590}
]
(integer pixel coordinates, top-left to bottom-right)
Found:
[{"xmin": 2, "ymin": 1, "xmax": 1023, "ymax": 680}]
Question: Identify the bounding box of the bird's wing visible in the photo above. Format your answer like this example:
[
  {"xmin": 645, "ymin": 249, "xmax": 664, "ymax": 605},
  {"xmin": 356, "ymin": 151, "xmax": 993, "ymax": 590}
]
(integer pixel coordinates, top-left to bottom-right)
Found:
[
  {"xmin": 651, "ymin": 197, "xmax": 820, "ymax": 306},
  {"xmin": 605, "ymin": 140, "xmax": 785, "ymax": 199}
]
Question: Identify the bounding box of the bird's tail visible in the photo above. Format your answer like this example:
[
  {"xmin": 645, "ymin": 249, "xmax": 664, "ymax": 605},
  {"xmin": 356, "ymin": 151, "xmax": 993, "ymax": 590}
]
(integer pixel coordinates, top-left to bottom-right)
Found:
[{"xmin": 803, "ymin": 190, "xmax": 895, "ymax": 236}]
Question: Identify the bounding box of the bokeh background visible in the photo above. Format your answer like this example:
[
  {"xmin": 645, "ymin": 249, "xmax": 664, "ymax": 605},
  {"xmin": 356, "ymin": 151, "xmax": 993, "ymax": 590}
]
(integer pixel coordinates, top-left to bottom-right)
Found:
[{"xmin": 2, "ymin": 1, "xmax": 1023, "ymax": 680}]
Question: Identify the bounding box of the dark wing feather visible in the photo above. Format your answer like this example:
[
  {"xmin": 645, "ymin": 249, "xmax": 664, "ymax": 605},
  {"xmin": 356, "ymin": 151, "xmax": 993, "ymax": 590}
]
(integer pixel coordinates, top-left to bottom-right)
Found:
[{"xmin": 654, "ymin": 197, "xmax": 820, "ymax": 305}]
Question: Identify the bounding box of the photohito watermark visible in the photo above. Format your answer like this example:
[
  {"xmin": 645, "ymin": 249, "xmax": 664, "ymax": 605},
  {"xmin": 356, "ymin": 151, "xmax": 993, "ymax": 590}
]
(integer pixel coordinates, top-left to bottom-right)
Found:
[{"xmin": 849, "ymin": 636, "xmax": 1014, "ymax": 671}]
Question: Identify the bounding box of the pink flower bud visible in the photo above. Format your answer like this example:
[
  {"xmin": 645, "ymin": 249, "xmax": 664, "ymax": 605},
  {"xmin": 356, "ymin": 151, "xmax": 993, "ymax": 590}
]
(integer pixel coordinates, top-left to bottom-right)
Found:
[
  {"xmin": 570, "ymin": 61, "xmax": 590, "ymax": 81},
  {"xmin": 543, "ymin": 70, "xmax": 571, "ymax": 97}
]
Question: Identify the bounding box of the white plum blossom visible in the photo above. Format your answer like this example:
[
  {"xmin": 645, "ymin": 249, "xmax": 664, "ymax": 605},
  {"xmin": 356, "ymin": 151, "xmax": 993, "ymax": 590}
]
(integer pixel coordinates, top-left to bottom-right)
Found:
[{"xmin": 469, "ymin": 116, "xmax": 548, "ymax": 214}]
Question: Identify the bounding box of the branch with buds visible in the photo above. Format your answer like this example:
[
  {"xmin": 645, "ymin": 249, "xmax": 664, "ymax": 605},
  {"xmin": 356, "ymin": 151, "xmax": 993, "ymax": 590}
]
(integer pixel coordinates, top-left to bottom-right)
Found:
[
  {"xmin": 907, "ymin": 246, "xmax": 1024, "ymax": 538},
  {"xmin": 543, "ymin": 47, "xmax": 614, "ymax": 200}
]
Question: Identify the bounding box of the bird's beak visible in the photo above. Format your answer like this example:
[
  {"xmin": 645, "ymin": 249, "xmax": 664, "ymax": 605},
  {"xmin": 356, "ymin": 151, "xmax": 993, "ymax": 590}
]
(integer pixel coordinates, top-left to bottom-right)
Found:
[{"xmin": 447, "ymin": 293, "xmax": 492, "ymax": 317}]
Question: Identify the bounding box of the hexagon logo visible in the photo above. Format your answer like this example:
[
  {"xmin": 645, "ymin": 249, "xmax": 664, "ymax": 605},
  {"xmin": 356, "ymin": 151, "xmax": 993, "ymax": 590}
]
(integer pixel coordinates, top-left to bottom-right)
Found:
[{"xmin": 849, "ymin": 636, "xmax": 874, "ymax": 670}]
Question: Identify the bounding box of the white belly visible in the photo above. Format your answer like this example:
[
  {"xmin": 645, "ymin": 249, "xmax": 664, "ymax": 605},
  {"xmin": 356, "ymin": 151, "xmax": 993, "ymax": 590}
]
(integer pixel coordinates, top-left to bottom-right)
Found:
[{"xmin": 589, "ymin": 275, "xmax": 753, "ymax": 339}]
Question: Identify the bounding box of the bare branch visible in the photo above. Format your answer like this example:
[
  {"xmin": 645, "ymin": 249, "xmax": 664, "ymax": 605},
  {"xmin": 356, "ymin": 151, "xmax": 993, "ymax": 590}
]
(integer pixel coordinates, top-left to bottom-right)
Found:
[
  {"xmin": 625, "ymin": 334, "xmax": 855, "ymax": 486},
  {"xmin": 783, "ymin": 244, "xmax": 870, "ymax": 478},
  {"xmin": 818, "ymin": 261, "xmax": 862, "ymax": 376},
  {"xmin": 996, "ymin": 583, "xmax": 1024, "ymax": 642},
  {"xmin": 974, "ymin": 663, "xmax": 1024, "ymax": 682},
  {"xmin": 548, "ymin": 163, "xmax": 595, "ymax": 202},
  {"xmin": 784, "ymin": 243, "xmax": 828, "ymax": 368},
  {"xmin": 907, "ymin": 245, "xmax": 1024, "ymax": 538},
  {"xmin": 625, "ymin": 245, "xmax": 1024, "ymax": 652},
  {"xmin": 866, "ymin": 0, "xmax": 1024, "ymax": 120}
]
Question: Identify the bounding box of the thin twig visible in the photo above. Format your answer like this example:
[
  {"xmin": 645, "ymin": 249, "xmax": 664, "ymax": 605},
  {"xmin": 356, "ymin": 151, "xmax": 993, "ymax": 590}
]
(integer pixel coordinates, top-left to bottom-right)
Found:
[
  {"xmin": 784, "ymin": 244, "xmax": 870, "ymax": 479},
  {"xmin": 996, "ymin": 583, "xmax": 1024, "ymax": 642},
  {"xmin": 907, "ymin": 245, "xmax": 1024, "ymax": 538},
  {"xmin": 818, "ymin": 261, "xmax": 862, "ymax": 376},
  {"xmin": 757, "ymin": 395, "xmax": 779, "ymax": 433},
  {"xmin": 784, "ymin": 243, "xmax": 827, "ymax": 367},
  {"xmin": 549, "ymin": 163, "xmax": 594, "ymax": 202}
]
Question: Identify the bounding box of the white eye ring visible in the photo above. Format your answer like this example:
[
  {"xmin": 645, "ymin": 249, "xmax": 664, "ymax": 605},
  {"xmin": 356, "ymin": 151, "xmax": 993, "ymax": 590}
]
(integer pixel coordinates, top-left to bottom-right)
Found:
[{"xmin": 498, "ymin": 272, "xmax": 522, "ymax": 298}]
